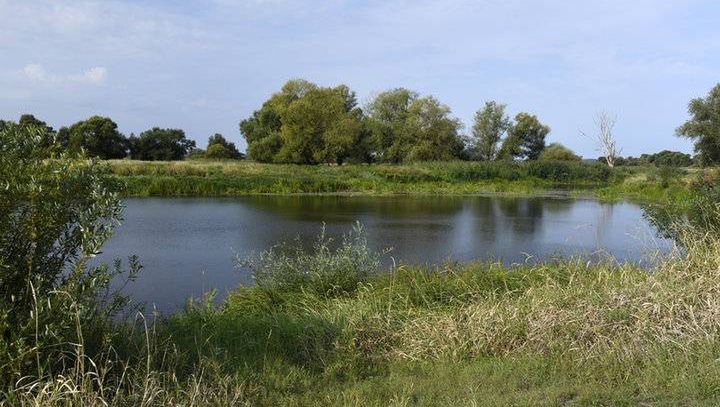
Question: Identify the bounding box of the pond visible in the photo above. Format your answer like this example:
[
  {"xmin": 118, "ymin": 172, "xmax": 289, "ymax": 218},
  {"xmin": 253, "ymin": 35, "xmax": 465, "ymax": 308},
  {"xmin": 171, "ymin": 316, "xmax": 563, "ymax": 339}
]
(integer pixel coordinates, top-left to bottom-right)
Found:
[{"xmin": 99, "ymin": 196, "xmax": 673, "ymax": 313}]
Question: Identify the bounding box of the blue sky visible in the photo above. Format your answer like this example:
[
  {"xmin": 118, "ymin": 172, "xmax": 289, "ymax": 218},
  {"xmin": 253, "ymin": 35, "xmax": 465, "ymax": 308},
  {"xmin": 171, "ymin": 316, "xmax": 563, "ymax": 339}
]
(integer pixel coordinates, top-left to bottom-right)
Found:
[{"xmin": 1, "ymin": 0, "xmax": 718, "ymax": 156}]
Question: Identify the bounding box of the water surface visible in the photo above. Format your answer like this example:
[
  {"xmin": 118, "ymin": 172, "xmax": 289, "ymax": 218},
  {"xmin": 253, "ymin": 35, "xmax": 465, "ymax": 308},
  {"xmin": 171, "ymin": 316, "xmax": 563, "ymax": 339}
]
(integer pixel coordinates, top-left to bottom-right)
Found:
[{"xmin": 99, "ymin": 196, "xmax": 672, "ymax": 312}]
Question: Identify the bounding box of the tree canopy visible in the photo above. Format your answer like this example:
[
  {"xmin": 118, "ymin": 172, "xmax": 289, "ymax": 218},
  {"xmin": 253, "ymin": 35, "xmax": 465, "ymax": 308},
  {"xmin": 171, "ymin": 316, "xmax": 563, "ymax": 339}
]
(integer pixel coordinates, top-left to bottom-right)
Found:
[
  {"xmin": 365, "ymin": 89, "xmax": 463, "ymax": 162},
  {"xmin": 206, "ymin": 133, "xmax": 244, "ymax": 159},
  {"xmin": 499, "ymin": 113, "xmax": 550, "ymax": 160},
  {"xmin": 470, "ymin": 101, "xmax": 510, "ymax": 161},
  {"xmin": 538, "ymin": 143, "xmax": 581, "ymax": 161},
  {"xmin": 59, "ymin": 116, "xmax": 128, "ymax": 159},
  {"xmin": 129, "ymin": 128, "xmax": 195, "ymax": 161},
  {"xmin": 677, "ymin": 83, "xmax": 720, "ymax": 165}
]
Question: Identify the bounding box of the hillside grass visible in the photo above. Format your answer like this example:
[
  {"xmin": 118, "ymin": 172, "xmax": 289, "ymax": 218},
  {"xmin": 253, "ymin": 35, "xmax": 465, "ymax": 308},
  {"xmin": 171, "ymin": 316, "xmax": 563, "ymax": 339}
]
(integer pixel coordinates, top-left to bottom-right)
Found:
[{"xmin": 107, "ymin": 159, "xmax": 710, "ymax": 205}]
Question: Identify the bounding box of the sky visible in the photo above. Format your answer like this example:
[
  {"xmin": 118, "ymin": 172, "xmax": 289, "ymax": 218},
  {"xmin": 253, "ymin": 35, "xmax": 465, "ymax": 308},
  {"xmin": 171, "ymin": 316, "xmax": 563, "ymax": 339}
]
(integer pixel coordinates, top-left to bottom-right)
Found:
[{"xmin": 1, "ymin": 0, "xmax": 719, "ymax": 157}]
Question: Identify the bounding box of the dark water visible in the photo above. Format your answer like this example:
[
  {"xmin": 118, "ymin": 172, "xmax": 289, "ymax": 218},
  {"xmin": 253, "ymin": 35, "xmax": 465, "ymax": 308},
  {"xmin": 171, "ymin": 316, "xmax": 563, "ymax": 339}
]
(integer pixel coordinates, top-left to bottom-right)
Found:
[{"xmin": 99, "ymin": 196, "xmax": 672, "ymax": 313}]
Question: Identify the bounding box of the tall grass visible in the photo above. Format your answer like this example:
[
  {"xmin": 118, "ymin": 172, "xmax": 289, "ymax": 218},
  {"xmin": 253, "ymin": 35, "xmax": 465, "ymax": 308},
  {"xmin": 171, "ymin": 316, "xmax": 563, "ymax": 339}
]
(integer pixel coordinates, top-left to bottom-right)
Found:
[
  {"xmin": 8, "ymin": 205, "xmax": 720, "ymax": 405},
  {"xmin": 109, "ymin": 160, "xmax": 618, "ymax": 197}
]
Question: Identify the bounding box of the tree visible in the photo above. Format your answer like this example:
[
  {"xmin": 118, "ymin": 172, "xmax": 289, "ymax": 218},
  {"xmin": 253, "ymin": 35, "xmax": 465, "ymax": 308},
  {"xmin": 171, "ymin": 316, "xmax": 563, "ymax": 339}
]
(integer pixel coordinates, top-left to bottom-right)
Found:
[
  {"xmin": 60, "ymin": 116, "xmax": 128, "ymax": 159},
  {"xmin": 500, "ymin": 113, "xmax": 550, "ymax": 160},
  {"xmin": 206, "ymin": 133, "xmax": 244, "ymax": 159},
  {"xmin": 241, "ymin": 79, "xmax": 369, "ymax": 165},
  {"xmin": 365, "ymin": 88, "xmax": 418, "ymax": 163},
  {"xmin": 538, "ymin": 143, "xmax": 581, "ymax": 161},
  {"xmin": 365, "ymin": 90, "xmax": 463, "ymax": 162},
  {"xmin": 276, "ymin": 84, "xmax": 367, "ymax": 164},
  {"xmin": 676, "ymin": 84, "xmax": 720, "ymax": 165},
  {"xmin": 13, "ymin": 113, "xmax": 67, "ymax": 149},
  {"xmin": 582, "ymin": 112, "xmax": 620, "ymax": 168},
  {"xmin": 240, "ymin": 79, "xmax": 317, "ymax": 162},
  {"xmin": 470, "ymin": 101, "xmax": 510, "ymax": 160},
  {"xmin": 402, "ymin": 96, "xmax": 464, "ymax": 162},
  {"xmin": 129, "ymin": 128, "xmax": 195, "ymax": 161}
]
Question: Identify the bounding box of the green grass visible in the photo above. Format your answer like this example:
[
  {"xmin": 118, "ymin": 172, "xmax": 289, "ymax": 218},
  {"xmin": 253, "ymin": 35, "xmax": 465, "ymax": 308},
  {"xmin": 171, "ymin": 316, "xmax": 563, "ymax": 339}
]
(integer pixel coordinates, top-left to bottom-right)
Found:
[
  {"xmin": 109, "ymin": 160, "xmax": 612, "ymax": 197},
  {"xmin": 108, "ymin": 160, "xmax": 715, "ymax": 205},
  {"xmin": 11, "ymin": 224, "xmax": 720, "ymax": 405}
]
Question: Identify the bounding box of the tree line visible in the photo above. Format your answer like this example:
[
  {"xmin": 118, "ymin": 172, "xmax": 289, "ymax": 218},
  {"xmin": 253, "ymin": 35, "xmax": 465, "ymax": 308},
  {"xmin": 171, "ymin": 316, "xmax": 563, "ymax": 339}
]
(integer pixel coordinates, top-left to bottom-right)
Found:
[
  {"xmin": 239, "ymin": 79, "xmax": 559, "ymax": 164},
  {"xmin": 0, "ymin": 115, "xmax": 243, "ymax": 161},
  {"xmin": 4, "ymin": 80, "xmax": 719, "ymax": 166}
]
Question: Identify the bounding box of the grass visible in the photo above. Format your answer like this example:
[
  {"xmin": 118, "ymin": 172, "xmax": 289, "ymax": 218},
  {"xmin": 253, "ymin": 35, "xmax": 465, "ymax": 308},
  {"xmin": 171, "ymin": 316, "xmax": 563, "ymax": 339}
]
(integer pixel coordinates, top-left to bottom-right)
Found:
[
  {"xmin": 107, "ymin": 159, "xmax": 716, "ymax": 205},
  {"xmin": 8, "ymin": 212, "xmax": 720, "ymax": 406},
  {"xmin": 109, "ymin": 160, "xmax": 612, "ymax": 197}
]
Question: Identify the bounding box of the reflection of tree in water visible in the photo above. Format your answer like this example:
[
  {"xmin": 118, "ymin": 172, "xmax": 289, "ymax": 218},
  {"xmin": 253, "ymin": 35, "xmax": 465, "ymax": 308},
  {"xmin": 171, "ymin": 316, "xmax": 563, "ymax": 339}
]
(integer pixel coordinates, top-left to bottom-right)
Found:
[
  {"xmin": 239, "ymin": 195, "xmax": 465, "ymax": 223},
  {"xmin": 594, "ymin": 203, "xmax": 613, "ymax": 255},
  {"xmin": 496, "ymin": 197, "xmax": 546, "ymax": 236}
]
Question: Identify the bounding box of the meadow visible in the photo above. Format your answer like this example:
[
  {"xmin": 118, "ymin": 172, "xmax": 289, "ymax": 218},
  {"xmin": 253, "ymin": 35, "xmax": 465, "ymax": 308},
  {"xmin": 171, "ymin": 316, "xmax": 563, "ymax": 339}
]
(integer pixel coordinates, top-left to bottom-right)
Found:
[{"xmin": 108, "ymin": 159, "xmax": 702, "ymax": 205}]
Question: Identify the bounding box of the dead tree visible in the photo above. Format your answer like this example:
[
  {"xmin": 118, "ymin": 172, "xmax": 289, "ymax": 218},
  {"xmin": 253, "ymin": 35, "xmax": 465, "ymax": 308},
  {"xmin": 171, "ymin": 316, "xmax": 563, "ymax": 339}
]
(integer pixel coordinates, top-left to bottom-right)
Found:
[{"xmin": 581, "ymin": 112, "xmax": 620, "ymax": 168}]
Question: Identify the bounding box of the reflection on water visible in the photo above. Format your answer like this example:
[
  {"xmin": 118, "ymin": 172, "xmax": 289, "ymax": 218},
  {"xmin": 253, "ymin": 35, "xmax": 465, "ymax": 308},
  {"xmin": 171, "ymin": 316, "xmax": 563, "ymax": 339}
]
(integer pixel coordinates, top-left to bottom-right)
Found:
[{"xmin": 98, "ymin": 196, "xmax": 672, "ymax": 312}]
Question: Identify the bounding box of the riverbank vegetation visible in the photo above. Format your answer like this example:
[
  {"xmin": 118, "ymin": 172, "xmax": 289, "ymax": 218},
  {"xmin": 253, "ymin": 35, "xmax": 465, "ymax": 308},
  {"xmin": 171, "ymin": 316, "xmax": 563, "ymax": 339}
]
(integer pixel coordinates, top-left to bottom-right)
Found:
[
  {"xmin": 108, "ymin": 158, "xmax": 711, "ymax": 207},
  {"xmin": 4, "ymin": 121, "xmax": 720, "ymax": 405}
]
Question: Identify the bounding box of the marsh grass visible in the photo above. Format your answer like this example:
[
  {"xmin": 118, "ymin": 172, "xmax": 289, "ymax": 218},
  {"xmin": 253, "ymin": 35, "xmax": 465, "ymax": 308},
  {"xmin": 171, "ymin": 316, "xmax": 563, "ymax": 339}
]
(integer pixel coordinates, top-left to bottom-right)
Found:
[
  {"xmin": 8, "ymin": 207, "xmax": 720, "ymax": 405},
  {"xmin": 109, "ymin": 160, "xmax": 616, "ymax": 197}
]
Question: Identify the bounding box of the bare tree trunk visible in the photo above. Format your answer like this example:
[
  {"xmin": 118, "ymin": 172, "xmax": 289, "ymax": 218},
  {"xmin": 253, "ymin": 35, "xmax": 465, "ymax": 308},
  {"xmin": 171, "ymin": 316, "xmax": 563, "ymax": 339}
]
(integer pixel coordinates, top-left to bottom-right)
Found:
[{"xmin": 581, "ymin": 112, "xmax": 620, "ymax": 168}]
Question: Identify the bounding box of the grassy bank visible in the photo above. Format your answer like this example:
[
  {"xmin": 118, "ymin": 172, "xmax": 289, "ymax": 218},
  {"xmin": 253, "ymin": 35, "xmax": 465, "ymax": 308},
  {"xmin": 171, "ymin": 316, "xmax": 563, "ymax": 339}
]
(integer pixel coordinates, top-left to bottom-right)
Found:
[
  {"xmin": 10, "ymin": 216, "xmax": 720, "ymax": 406},
  {"xmin": 108, "ymin": 159, "xmax": 708, "ymax": 204}
]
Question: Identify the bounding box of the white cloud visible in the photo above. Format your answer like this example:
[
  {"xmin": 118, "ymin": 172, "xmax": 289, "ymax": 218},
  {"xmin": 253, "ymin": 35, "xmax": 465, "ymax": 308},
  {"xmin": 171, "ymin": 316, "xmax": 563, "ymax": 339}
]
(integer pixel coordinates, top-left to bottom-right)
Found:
[
  {"xmin": 22, "ymin": 64, "xmax": 107, "ymax": 85},
  {"xmin": 71, "ymin": 67, "xmax": 107, "ymax": 84},
  {"xmin": 22, "ymin": 64, "xmax": 48, "ymax": 81}
]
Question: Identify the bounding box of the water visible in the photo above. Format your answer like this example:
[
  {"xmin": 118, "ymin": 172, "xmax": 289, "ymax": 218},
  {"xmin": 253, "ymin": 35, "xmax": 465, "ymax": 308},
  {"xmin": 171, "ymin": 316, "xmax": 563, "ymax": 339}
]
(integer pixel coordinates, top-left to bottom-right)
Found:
[{"xmin": 99, "ymin": 196, "xmax": 672, "ymax": 313}]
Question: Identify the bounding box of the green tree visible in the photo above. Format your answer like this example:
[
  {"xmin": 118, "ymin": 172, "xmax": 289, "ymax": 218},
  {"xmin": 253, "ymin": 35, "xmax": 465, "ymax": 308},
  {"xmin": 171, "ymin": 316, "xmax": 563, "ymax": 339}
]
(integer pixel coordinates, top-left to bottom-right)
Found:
[
  {"xmin": 403, "ymin": 96, "xmax": 464, "ymax": 162},
  {"xmin": 129, "ymin": 128, "xmax": 195, "ymax": 161},
  {"xmin": 538, "ymin": 143, "xmax": 581, "ymax": 161},
  {"xmin": 60, "ymin": 116, "xmax": 127, "ymax": 159},
  {"xmin": 365, "ymin": 88, "xmax": 418, "ymax": 163},
  {"xmin": 0, "ymin": 122, "xmax": 134, "ymax": 382},
  {"xmin": 676, "ymin": 84, "xmax": 720, "ymax": 165},
  {"xmin": 470, "ymin": 101, "xmax": 510, "ymax": 160},
  {"xmin": 277, "ymin": 85, "xmax": 367, "ymax": 164},
  {"xmin": 5, "ymin": 114, "xmax": 63, "ymax": 149},
  {"xmin": 206, "ymin": 133, "xmax": 243, "ymax": 159},
  {"xmin": 500, "ymin": 113, "xmax": 550, "ymax": 160},
  {"xmin": 366, "ymin": 90, "xmax": 463, "ymax": 162},
  {"xmin": 240, "ymin": 79, "xmax": 317, "ymax": 162}
]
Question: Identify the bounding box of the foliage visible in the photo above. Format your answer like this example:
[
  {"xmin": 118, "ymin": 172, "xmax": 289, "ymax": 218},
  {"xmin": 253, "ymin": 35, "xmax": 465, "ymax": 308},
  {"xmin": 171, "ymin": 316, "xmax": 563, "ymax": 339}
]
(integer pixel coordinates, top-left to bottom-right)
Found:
[
  {"xmin": 129, "ymin": 127, "xmax": 196, "ymax": 161},
  {"xmin": 205, "ymin": 133, "xmax": 244, "ymax": 159},
  {"xmin": 469, "ymin": 101, "xmax": 510, "ymax": 160},
  {"xmin": 599, "ymin": 150, "xmax": 694, "ymax": 167},
  {"xmin": 241, "ymin": 81, "xmax": 464, "ymax": 164},
  {"xmin": 108, "ymin": 159, "xmax": 615, "ymax": 197},
  {"xmin": 366, "ymin": 90, "xmax": 464, "ymax": 163},
  {"xmin": 365, "ymin": 88, "xmax": 418, "ymax": 163},
  {"xmin": 0, "ymin": 123, "xmax": 136, "ymax": 386},
  {"xmin": 677, "ymin": 83, "xmax": 720, "ymax": 165},
  {"xmin": 277, "ymin": 84, "xmax": 369, "ymax": 164},
  {"xmin": 59, "ymin": 115, "xmax": 128, "ymax": 159},
  {"xmin": 239, "ymin": 223, "xmax": 381, "ymax": 297},
  {"xmin": 499, "ymin": 113, "xmax": 550, "ymax": 160},
  {"xmin": 538, "ymin": 143, "xmax": 581, "ymax": 161}
]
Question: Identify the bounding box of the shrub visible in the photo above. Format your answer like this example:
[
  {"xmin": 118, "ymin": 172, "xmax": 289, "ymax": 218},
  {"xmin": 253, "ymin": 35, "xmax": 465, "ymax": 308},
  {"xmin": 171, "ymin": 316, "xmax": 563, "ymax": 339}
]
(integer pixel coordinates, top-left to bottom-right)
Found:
[
  {"xmin": 537, "ymin": 143, "xmax": 581, "ymax": 161},
  {"xmin": 0, "ymin": 123, "xmax": 137, "ymax": 385},
  {"xmin": 237, "ymin": 223, "xmax": 382, "ymax": 296}
]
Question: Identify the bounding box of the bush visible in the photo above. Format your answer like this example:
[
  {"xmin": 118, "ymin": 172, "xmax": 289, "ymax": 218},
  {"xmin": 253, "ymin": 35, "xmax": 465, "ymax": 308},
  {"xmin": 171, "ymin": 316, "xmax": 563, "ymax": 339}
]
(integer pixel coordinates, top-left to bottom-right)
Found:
[
  {"xmin": 537, "ymin": 143, "xmax": 581, "ymax": 161},
  {"xmin": 237, "ymin": 223, "xmax": 382, "ymax": 297},
  {"xmin": 0, "ymin": 123, "xmax": 137, "ymax": 386}
]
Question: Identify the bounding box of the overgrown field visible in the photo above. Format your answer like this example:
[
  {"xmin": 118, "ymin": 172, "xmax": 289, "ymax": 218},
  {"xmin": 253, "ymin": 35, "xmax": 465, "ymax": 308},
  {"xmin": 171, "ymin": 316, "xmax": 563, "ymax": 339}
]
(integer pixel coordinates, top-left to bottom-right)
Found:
[{"xmin": 108, "ymin": 159, "xmax": 709, "ymax": 204}]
